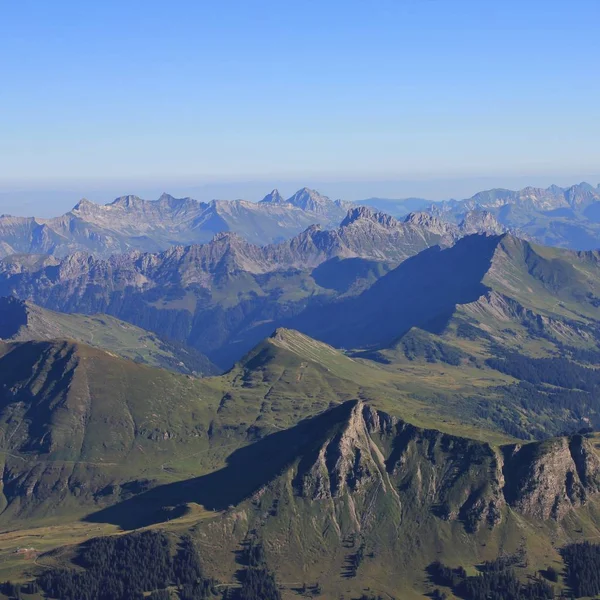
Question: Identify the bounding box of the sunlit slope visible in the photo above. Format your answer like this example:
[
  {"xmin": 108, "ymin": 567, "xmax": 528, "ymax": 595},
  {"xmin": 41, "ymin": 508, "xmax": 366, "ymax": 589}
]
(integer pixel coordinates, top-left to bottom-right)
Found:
[{"xmin": 0, "ymin": 296, "xmax": 219, "ymax": 376}]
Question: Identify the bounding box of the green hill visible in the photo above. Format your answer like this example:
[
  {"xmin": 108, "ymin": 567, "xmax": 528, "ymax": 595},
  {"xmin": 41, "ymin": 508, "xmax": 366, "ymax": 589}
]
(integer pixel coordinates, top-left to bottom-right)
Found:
[
  {"xmin": 0, "ymin": 327, "xmax": 517, "ymax": 527},
  {"xmin": 0, "ymin": 296, "xmax": 219, "ymax": 376},
  {"xmin": 23, "ymin": 400, "xmax": 600, "ymax": 600}
]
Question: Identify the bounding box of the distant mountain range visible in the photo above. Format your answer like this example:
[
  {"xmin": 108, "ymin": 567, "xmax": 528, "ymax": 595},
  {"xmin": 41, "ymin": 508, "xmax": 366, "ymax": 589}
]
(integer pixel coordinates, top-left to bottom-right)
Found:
[
  {"xmin": 429, "ymin": 182, "xmax": 600, "ymax": 250},
  {"xmin": 359, "ymin": 182, "xmax": 600, "ymax": 250},
  {"xmin": 0, "ymin": 207, "xmax": 501, "ymax": 367},
  {"xmin": 3, "ymin": 182, "xmax": 600, "ymax": 264},
  {"xmin": 0, "ymin": 187, "xmax": 352, "ymax": 258}
]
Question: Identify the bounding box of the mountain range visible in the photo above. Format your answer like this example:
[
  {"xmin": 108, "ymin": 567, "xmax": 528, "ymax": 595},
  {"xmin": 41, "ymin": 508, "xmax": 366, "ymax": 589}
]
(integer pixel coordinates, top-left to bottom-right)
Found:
[
  {"xmin": 2, "ymin": 182, "xmax": 600, "ymax": 265},
  {"xmin": 360, "ymin": 182, "xmax": 600, "ymax": 251},
  {"xmin": 0, "ymin": 188, "xmax": 352, "ymax": 259},
  {"xmin": 2, "ymin": 326, "xmax": 600, "ymax": 598},
  {"xmin": 427, "ymin": 182, "xmax": 600, "ymax": 250},
  {"xmin": 3, "ymin": 228, "xmax": 600, "ymax": 441},
  {"xmin": 4, "ymin": 182, "xmax": 600, "ymax": 598},
  {"xmin": 0, "ymin": 206, "xmax": 463, "ymax": 367}
]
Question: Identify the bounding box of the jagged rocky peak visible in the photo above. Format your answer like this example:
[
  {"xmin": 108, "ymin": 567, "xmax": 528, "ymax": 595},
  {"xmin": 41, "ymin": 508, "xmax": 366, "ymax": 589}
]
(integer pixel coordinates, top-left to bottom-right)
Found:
[
  {"xmin": 340, "ymin": 206, "xmax": 398, "ymax": 228},
  {"xmin": 109, "ymin": 194, "xmax": 144, "ymax": 208},
  {"xmin": 565, "ymin": 182, "xmax": 600, "ymax": 206},
  {"xmin": 296, "ymin": 401, "xmax": 392, "ymax": 502},
  {"xmin": 404, "ymin": 211, "xmax": 456, "ymax": 236},
  {"xmin": 286, "ymin": 187, "xmax": 332, "ymax": 212},
  {"xmin": 290, "ymin": 400, "xmax": 600, "ymax": 533},
  {"xmin": 503, "ymin": 434, "xmax": 600, "ymax": 520},
  {"xmin": 260, "ymin": 189, "xmax": 286, "ymax": 204},
  {"xmin": 459, "ymin": 210, "xmax": 506, "ymax": 235}
]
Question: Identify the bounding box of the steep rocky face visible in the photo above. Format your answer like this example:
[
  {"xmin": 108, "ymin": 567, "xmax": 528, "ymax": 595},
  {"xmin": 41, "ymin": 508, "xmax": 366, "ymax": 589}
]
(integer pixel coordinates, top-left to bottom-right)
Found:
[
  {"xmin": 280, "ymin": 402, "xmax": 600, "ymax": 532},
  {"xmin": 403, "ymin": 211, "xmax": 458, "ymax": 237},
  {"xmin": 296, "ymin": 402, "xmax": 391, "ymax": 501},
  {"xmin": 286, "ymin": 187, "xmax": 351, "ymax": 217},
  {"xmin": 459, "ymin": 210, "xmax": 508, "ymax": 236},
  {"xmin": 503, "ymin": 436, "xmax": 600, "ymax": 520},
  {"xmin": 341, "ymin": 206, "xmax": 398, "ymax": 228},
  {"xmin": 293, "ymin": 402, "xmax": 504, "ymax": 532}
]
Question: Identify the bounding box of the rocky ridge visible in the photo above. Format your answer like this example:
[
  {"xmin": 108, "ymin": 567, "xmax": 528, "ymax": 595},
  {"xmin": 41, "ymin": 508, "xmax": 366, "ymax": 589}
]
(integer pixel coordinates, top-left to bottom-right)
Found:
[
  {"xmin": 290, "ymin": 401, "xmax": 600, "ymax": 532},
  {"xmin": 0, "ymin": 205, "xmax": 450, "ymax": 292}
]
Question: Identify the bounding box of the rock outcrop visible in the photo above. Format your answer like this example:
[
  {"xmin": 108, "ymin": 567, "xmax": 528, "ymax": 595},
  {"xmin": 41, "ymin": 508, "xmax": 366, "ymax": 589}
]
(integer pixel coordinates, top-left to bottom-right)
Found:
[
  {"xmin": 289, "ymin": 401, "xmax": 600, "ymax": 533},
  {"xmin": 503, "ymin": 435, "xmax": 600, "ymax": 520}
]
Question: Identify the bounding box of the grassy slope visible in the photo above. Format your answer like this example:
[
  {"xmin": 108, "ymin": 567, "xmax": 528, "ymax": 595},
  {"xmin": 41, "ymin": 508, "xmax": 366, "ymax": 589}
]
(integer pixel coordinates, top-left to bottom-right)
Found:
[
  {"xmin": 9, "ymin": 411, "xmax": 600, "ymax": 600},
  {"xmin": 4, "ymin": 239, "xmax": 600, "ymax": 595},
  {"xmin": 5, "ymin": 300, "xmax": 219, "ymax": 376},
  {"xmin": 345, "ymin": 235, "xmax": 600, "ymax": 440}
]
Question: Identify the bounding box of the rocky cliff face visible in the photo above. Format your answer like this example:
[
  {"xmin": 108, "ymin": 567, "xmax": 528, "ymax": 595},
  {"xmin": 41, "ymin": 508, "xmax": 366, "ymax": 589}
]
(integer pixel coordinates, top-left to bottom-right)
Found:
[
  {"xmin": 459, "ymin": 210, "xmax": 508, "ymax": 236},
  {"xmin": 287, "ymin": 401, "xmax": 600, "ymax": 533},
  {"xmin": 503, "ymin": 436, "xmax": 600, "ymax": 520}
]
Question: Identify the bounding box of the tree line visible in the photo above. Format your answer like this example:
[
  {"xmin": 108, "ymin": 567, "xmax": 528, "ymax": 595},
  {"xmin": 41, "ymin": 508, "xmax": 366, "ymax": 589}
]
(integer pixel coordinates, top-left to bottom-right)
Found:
[
  {"xmin": 428, "ymin": 559, "xmax": 553, "ymax": 600},
  {"xmin": 36, "ymin": 531, "xmax": 215, "ymax": 600}
]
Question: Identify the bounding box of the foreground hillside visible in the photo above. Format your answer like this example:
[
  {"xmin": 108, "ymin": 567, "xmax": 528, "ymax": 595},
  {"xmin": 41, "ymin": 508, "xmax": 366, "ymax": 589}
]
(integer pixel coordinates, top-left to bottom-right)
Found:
[
  {"xmin": 5, "ymin": 393, "xmax": 600, "ymax": 598},
  {"xmin": 0, "ymin": 296, "xmax": 218, "ymax": 376},
  {"xmin": 0, "ymin": 328, "xmax": 517, "ymax": 525}
]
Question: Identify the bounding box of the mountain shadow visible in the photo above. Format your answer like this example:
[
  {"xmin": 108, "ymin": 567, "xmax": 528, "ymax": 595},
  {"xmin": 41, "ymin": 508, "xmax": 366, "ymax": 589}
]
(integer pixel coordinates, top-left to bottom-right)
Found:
[
  {"xmin": 84, "ymin": 401, "xmax": 357, "ymax": 529},
  {"xmin": 290, "ymin": 233, "xmax": 503, "ymax": 349},
  {"xmin": 311, "ymin": 257, "xmax": 391, "ymax": 293}
]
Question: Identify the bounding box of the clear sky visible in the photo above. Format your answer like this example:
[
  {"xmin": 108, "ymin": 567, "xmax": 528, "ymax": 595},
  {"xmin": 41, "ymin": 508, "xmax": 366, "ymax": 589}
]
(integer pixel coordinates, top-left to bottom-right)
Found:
[{"xmin": 1, "ymin": 0, "xmax": 599, "ymax": 214}]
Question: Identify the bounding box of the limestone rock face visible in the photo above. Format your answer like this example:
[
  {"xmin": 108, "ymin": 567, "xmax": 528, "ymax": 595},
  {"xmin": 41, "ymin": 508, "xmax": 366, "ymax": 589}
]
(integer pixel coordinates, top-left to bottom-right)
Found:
[
  {"xmin": 290, "ymin": 401, "xmax": 600, "ymax": 534},
  {"xmin": 459, "ymin": 210, "xmax": 508, "ymax": 236},
  {"xmin": 503, "ymin": 435, "xmax": 600, "ymax": 520},
  {"xmin": 294, "ymin": 401, "xmax": 506, "ymax": 533}
]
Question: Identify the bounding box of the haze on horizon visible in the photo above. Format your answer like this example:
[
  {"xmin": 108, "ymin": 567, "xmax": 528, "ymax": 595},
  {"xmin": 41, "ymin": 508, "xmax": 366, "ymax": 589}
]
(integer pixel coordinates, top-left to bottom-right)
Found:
[{"xmin": 2, "ymin": 0, "xmax": 599, "ymax": 216}]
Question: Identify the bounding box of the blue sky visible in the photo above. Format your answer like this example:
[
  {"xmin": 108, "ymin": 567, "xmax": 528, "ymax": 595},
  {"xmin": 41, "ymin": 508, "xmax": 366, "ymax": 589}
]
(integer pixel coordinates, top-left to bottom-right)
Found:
[{"xmin": 1, "ymin": 0, "xmax": 599, "ymax": 214}]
